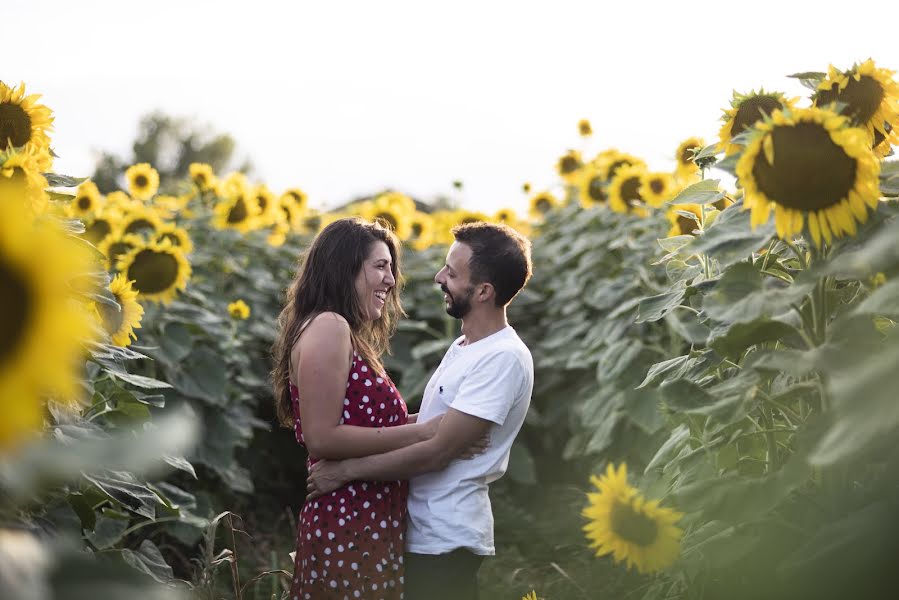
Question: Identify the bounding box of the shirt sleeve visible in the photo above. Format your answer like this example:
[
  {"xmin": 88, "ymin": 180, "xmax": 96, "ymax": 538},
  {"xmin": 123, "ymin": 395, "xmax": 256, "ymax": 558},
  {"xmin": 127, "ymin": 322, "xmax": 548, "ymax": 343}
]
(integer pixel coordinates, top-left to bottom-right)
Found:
[{"xmin": 450, "ymin": 351, "xmax": 526, "ymax": 426}]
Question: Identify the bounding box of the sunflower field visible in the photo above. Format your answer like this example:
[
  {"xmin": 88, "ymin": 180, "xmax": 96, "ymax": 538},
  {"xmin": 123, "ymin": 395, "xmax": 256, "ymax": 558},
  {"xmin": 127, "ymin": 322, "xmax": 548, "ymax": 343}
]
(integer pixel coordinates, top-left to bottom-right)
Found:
[{"xmin": 3, "ymin": 58, "xmax": 899, "ymax": 600}]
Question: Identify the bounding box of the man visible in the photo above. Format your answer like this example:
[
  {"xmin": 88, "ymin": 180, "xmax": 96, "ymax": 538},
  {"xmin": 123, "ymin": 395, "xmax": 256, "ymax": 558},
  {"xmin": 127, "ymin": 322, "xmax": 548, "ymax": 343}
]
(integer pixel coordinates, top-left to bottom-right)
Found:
[{"xmin": 306, "ymin": 221, "xmax": 534, "ymax": 599}]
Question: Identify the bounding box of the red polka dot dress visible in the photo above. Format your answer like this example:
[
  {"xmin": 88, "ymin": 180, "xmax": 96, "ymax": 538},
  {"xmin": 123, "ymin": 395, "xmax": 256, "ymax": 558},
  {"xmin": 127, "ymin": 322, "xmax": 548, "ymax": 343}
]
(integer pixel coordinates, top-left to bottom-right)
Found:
[{"xmin": 289, "ymin": 351, "xmax": 408, "ymax": 599}]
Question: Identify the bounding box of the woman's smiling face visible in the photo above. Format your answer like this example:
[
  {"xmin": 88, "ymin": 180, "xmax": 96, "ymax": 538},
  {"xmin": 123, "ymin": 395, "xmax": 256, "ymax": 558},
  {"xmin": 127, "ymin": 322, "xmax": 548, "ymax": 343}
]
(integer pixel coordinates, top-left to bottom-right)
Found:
[{"xmin": 354, "ymin": 240, "xmax": 396, "ymax": 321}]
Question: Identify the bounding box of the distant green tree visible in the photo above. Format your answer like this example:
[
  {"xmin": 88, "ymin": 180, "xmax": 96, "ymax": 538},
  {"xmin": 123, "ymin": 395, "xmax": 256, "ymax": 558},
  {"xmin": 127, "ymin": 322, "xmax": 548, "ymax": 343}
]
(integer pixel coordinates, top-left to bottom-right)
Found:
[{"xmin": 91, "ymin": 111, "xmax": 251, "ymax": 193}]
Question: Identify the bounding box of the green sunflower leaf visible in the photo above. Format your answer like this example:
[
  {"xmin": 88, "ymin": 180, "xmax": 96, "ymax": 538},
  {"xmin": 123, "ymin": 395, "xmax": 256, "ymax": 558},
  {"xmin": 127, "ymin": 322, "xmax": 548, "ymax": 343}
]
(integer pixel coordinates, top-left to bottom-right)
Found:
[{"xmin": 670, "ymin": 179, "xmax": 725, "ymax": 205}]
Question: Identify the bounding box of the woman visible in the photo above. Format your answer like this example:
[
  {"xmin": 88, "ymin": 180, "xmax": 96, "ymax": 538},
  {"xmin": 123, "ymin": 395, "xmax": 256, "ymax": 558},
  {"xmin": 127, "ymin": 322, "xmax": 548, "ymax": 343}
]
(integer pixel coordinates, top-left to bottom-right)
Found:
[{"xmin": 271, "ymin": 217, "xmax": 436, "ymax": 599}]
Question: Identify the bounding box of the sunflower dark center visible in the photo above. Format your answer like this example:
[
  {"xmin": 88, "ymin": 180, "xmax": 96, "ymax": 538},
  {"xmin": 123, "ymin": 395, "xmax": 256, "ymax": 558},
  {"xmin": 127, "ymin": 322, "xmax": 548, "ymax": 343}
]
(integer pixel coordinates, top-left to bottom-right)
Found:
[
  {"xmin": 0, "ymin": 257, "xmax": 32, "ymax": 366},
  {"xmin": 304, "ymin": 215, "xmax": 321, "ymax": 231},
  {"xmin": 650, "ymin": 179, "xmax": 665, "ymax": 194},
  {"xmin": 227, "ymin": 197, "xmax": 249, "ymax": 223},
  {"xmin": 77, "ymin": 196, "xmax": 92, "ymax": 210},
  {"xmin": 84, "ymin": 219, "xmax": 112, "ymax": 244},
  {"xmin": 680, "ymin": 145, "xmax": 698, "ymax": 164},
  {"xmin": 459, "ymin": 216, "xmax": 478, "ymax": 225},
  {"xmin": 257, "ymin": 195, "xmax": 268, "ymax": 211},
  {"xmin": 536, "ymin": 198, "xmax": 552, "ymax": 214},
  {"xmin": 608, "ymin": 159, "xmax": 632, "ymax": 180},
  {"xmin": 588, "ymin": 177, "xmax": 606, "ymax": 202},
  {"xmin": 125, "ymin": 219, "xmax": 155, "ymax": 235},
  {"xmin": 97, "ymin": 299, "xmax": 125, "ymax": 336},
  {"xmin": 126, "ymin": 249, "xmax": 179, "ymax": 294},
  {"xmin": 375, "ymin": 211, "xmax": 398, "ymax": 230},
  {"xmin": 108, "ymin": 241, "xmax": 135, "ymax": 264},
  {"xmin": 816, "ymin": 76, "xmax": 884, "ymax": 126},
  {"xmin": 733, "ymin": 96, "xmax": 784, "ymax": 136},
  {"xmin": 677, "ymin": 214, "xmax": 697, "ymax": 235},
  {"xmin": 621, "ymin": 177, "xmax": 643, "ymax": 206},
  {"xmin": 134, "ymin": 174, "xmax": 148, "ymax": 188},
  {"xmin": 560, "ymin": 156, "xmax": 581, "ymax": 174},
  {"xmin": 411, "ymin": 222, "xmax": 423, "ymax": 237},
  {"xmin": 194, "ymin": 172, "xmax": 208, "ymax": 185},
  {"xmin": 751, "ymin": 122, "xmax": 857, "ymax": 211},
  {"xmin": 610, "ymin": 499, "xmax": 659, "ymax": 547},
  {"xmin": 0, "ymin": 103, "xmax": 32, "ymax": 148}
]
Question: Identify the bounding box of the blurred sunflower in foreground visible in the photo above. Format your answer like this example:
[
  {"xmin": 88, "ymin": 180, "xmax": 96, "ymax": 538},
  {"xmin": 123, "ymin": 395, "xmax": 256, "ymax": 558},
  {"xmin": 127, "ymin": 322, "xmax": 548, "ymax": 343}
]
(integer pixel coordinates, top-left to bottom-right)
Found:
[
  {"xmin": 583, "ymin": 463, "xmax": 683, "ymax": 574},
  {"xmin": 718, "ymin": 90, "xmax": 798, "ymax": 156},
  {"xmin": 814, "ymin": 59, "xmax": 899, "ymax": 158},
  {"xmin": 666, "ymin": 203, "xmax": 703, "ymax": 236},
  {"xmin": 1, "ymin": 200, "xmax": 95, "ymax": 449},
  {"xmin": 737, "ymin": 106, "xmax": 881, "ymax": 247}
]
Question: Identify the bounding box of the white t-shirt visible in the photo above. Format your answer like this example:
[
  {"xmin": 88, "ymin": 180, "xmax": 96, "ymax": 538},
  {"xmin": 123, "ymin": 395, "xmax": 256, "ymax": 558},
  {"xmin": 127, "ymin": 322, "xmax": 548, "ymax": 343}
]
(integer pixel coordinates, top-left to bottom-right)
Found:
[{"xmin": 405, "ymin": 325, "xmax": 534, "ymax": 555}]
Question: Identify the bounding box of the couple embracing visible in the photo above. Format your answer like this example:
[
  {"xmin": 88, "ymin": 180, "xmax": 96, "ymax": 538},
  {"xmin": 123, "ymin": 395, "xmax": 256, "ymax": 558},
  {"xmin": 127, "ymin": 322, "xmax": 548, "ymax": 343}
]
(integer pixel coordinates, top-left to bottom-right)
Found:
[{"xmin": 271, "ymin": 217, "xmax": 534, "ymax": 600}]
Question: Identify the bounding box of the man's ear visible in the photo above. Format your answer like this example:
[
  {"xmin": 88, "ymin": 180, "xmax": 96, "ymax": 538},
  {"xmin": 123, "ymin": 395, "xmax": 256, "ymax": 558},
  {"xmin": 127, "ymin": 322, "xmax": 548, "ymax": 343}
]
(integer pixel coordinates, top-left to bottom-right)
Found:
[{"xmin": 476, "ymin": 282, "xmax": 496, "ymax": 304}]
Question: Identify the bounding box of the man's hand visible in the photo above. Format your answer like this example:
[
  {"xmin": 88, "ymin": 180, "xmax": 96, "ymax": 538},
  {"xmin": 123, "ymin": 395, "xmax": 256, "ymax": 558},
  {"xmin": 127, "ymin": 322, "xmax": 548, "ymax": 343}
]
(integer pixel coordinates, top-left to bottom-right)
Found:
[
  {"xmin": 458, "ymin": 430, "xmax": 490, "ymax": 459},
  {"xmin": 306, "ymin": 459, "xmax": 350, "ymax": 499}
]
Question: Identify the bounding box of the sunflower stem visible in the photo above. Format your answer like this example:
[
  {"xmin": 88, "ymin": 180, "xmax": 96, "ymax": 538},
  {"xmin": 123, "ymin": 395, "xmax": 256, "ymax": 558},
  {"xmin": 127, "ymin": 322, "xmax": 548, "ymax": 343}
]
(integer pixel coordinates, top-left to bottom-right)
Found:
[{"xmin": 759, "ymin": 406, "xmax": 780, "ymax": 472}]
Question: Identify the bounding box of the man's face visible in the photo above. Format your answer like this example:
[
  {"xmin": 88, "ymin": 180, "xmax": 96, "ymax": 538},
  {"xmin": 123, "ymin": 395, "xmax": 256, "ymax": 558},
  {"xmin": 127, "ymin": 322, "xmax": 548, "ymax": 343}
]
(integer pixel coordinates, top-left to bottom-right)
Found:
[{"xmin": 434, "ymin": 242, "xmax": 476, "ymax": 319}]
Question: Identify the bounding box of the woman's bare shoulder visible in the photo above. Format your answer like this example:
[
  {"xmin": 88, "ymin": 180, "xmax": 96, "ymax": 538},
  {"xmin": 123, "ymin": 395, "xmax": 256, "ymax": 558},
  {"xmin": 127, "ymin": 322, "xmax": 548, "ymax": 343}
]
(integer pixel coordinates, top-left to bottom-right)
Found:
[{"xmin": 292, "ymin": 312, "xmax": 351, "ymax": 354}]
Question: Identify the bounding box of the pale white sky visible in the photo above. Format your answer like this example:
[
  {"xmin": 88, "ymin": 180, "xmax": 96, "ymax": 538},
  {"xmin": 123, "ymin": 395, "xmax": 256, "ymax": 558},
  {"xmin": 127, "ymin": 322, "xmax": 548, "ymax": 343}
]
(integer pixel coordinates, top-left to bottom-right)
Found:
[{"xmin": 8, "ymin": 0, "xmax": 899, "ymax": 215}]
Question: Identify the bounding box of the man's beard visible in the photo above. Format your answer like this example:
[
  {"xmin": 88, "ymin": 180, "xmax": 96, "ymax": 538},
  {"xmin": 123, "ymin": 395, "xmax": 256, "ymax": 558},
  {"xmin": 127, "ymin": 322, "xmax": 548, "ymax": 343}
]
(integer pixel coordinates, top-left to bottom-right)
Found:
[{"xmin": 441, "ymin": 284, "xmax": 474, "ymax": 319}]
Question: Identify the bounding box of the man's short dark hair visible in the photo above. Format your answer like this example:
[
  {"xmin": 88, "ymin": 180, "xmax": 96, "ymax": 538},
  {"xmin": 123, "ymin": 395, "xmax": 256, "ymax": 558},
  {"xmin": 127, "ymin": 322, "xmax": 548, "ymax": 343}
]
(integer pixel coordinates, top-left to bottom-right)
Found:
[{"xmin": 451, "ymin": 222, "xmax": 532, "ymax": 307}]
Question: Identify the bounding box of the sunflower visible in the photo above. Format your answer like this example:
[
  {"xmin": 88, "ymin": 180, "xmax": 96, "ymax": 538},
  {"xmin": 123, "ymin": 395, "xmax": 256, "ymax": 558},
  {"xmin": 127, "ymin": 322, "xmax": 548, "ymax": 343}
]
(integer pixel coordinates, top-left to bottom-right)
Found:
[
  {"xmin": 278, "ymin": 194, "xmax": 304, "ymax": 232},
  {"xmin": 522, "ymin": 592, "xmax": 538, "ymax": 600},
  {"xmin": 0, "ymin": 148, "xmax": 49, "ymax": 214},
  {"xmin": 228, "ymin": 299, "xmax": 251, "ymax": 320},
  {"xmin": 582, "ymin": 463, "xmax": 683, "ymax": 574},
  {"xmin": 0, "ymin": 81, "xmax": 54, "ymax": 168},
  {"xmin": 151, "ymin": 195, "xmax": 181, "ymax": 220},
  {"xmin": 299, "ymin": 209, "xmax": 323, "ymax": 235},
  {"xmin": 125, "ymin": 163, "xmax": 160, "ymax": 201},
  {"xmin": 80, "ymin": 206, "xmax": 123, "ymax": 246},
  {"xmin": 96, "ymin": 274, "xmax": 144, "ymax": 347},
  {"xmin": 454, "ymin": 210, "xmax": 491, "ymax": 226},
  {"xmin": 576, "ymin": 164, "xmax": 607, "ymax": 208},
  {"xmin": 212, "ymin": 189, "xmax": 261, "ymax": 234},
  {"xmin": 267, "ymin": 221, "xmax": 290, "ymax": 247},
  {"xmin": 365, "ymin": 198, "xmax": 413, "ymax": 240},
  {"xmin": 219, "ymin": 171, "xmax": 250, "ymax": 197},
  {"xmin": 640, "ymin": 172, "xmax": 678, "ymax": 208},
  {"xmin": 528, "ymin": 191, "xmax": 560, "ymax": 219},
  {"xmin": 674, "ymin": 136, "xmax": 705, "ymax": 184},
  {"xmin": 493, "ymin": 208, "xmax": 519, "ymax": 224},
  {"xmin": 105, "ymin": 190, "xmax": 139, "ymax": 213},
  {"xmin": 375, "ymin": 191, "xmax": 417, "ymax": 215},
  {"xmin": 666, "ymin": 203, "xmax": 704, "ymax": 236},
  {"xmin": 814, "ymin": 59, "xmax": 899, "ymax": 158},
  {"xmin": 253, "ymin": 184, "xmax": 279, "ymax": 227},
  {"xmin": 408, "ymin": 213, "xmax": 436, "ymax": 250},
  {"xmin": 608, "ymin": 164, "xmax": 649, "ymax": 216},
  {"xmin": 1, "ymin": 201, "xmax": 94, "ymax": 449},
  {"xmin": 189, "ymin": 162, "xmax": 217, "ymax": 192},
  {"xmin": 116, "ymin": 238, "xmax": 191, "ymax": 304},
  {"xmin": 556, "ymin": 149, "xmax": 583, "ymax": 183},
  {"xmin": 592, "ymin": 149, "xmax": 647, "ymax": 182},
  {"xmin": 718, "ymin": 90, "xmax": 798, "ymax": 156},
  {"xmin": 97, "ymin": 232, "xmax": 145, "ymax": 271},
  {"xmin": 154, "ymin": 223, "xmax": 194, "ymax": 255},
  {"xmin": 522, "ymin": 182, "xmax": 532, "ymax": 194},
  {"xmin": 737, "ymin": 106, "xmax": 881, "ymax": 247},
  {"xmin": 120, "ymin": 205, "xmax": 164, "ymax": 237},
  {"xmin": 69, "ymin": 180, "xmax": 104, "ymax": 218},
  {"xmin": 578, "ymin": 119, "xmax": 593, "ymax": 137}
]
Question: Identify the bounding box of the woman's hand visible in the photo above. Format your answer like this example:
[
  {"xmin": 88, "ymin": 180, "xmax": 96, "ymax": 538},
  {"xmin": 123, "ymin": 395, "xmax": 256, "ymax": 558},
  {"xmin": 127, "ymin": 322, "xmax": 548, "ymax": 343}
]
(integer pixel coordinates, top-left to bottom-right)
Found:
[
  {"xmin": 458, "ymin": 430, "xmax": 490, "ymax": 459},
  {"xmin": 407, "ymin": 413, "xmax": 418, "ymax": 424}
]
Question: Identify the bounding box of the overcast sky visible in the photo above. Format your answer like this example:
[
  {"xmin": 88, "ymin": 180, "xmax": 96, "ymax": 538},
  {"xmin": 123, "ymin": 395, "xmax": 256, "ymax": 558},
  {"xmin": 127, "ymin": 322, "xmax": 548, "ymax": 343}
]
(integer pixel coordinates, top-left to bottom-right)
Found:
[{"xmin": 8, "ymin": 0, "xmax": 899, "ymax": 215}]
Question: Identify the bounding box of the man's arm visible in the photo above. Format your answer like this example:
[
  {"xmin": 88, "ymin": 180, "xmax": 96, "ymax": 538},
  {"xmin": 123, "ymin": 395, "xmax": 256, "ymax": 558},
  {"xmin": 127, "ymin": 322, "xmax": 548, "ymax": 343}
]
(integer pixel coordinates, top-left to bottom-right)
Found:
[{"xmin": 307, "ymin": 408, "xmax": 491, "ymax": 498}]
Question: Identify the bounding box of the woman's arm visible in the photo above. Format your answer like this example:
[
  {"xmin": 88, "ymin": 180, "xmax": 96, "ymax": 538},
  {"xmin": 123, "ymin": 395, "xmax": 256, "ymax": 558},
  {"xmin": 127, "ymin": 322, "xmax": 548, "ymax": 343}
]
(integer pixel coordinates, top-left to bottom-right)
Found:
[{"xmin": 294, "ymin": 313, "xmax": 438, "ymax": 460}]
